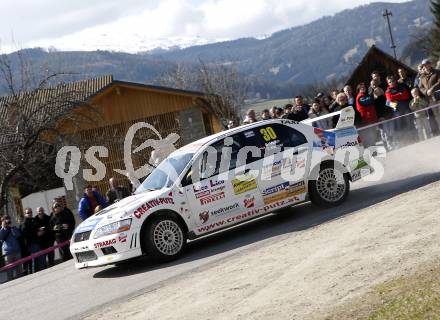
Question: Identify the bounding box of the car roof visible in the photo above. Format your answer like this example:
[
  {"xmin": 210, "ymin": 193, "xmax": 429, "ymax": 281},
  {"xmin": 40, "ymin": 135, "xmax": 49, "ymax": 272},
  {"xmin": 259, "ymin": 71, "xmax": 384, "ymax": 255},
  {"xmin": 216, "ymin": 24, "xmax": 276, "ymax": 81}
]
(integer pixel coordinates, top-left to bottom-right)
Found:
[{"xmin": 180, "ymin": 119, "xmax": 301, "ymax": 152}]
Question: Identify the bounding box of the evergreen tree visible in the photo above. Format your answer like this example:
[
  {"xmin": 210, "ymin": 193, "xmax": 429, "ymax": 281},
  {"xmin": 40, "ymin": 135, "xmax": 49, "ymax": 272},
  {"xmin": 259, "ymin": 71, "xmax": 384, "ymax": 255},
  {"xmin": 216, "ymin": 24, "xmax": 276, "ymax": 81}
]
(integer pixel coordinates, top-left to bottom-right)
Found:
[{"xmin": 430, "ymin": 0, "xmax": 440, "ymax": 58}]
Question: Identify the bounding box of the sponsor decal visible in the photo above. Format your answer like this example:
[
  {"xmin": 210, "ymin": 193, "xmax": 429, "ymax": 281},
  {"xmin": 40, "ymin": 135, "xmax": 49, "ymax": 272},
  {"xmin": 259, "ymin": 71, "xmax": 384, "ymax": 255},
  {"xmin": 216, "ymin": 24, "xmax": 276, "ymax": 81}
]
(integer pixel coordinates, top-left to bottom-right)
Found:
[
  {"xmin": 133, "ymin": 197, "xmax": 175, "ymax": 219},
  {"xmin": 335, "ymin": 127, "xmax": 357, "ymax": 137},
  {"xmin": 262, "ymin": 182, "xmax": 289, "ymax": 196},
  {"xmin": 193, "ymin": 184, "xmax": 208, "ymax": 193},
  {"xmin": 262, "ymin": 160, "xmax": 282, "ymax": 178},
  {"xmin": 351, "ymin": 170, "xmax": 362, "ymax": 182},
  {"xmin": 244, "ymin": 195, "xmax": 255, "ymax": 208},
  {"xmin": 211, "ymin": 203, "xmax": 240, "ymax": 217},
  {"xmin": 94, "ymin": 239, "xmax": 116, "ymax": 249},
  {"xmin": 282, "ymin": 157, "xmax": 293, "ymax": 169},
  {"xmin": 71, "ymin": 246, "xmax": 89, "ymax": 252},
  {"xmin": 313, "ymin": 128, "xmax": 335, "ymax": 154},
  {"xmin": 280, "ymin": 119, "xmax": 299, "ymax": 125},
  {"xmin": 232, "ymin": 176, "xmax": 257, "ymax": 195},
  {"xmin": 262, "ymin": 182, "xmax": 297, "ymax": 204},
  {"xmin": 118, "ymin": 233, "xmax": 127, "ymax": 243},
  {"xmin": 290, "ymin": 181, "xmax": 306, "ymax": 195},
  {"xmin": 338, "ymin": 141, "xmax": 359, "ymax": 149},
  {"xmin": 244, "ymin": 131, "xmax": 255, "ymax": 138},
  {"xmin": 195, "ymin": 190, "xmax": 210, "ymax": 199},
  {"xmin": 200, "ymin": 192, "xmax": 226, "ymax": 205},
  {"xmin": 199, "ymin": 211, "xmax": 209, "ymax": 224},
  {"xmin": 210, "ymin": 179, "xmax": 224, "ymax": 187},
  {"xmin": 197, "ymin": 197, "xmax": 300, "ymax": 233},
  {"xmin": 295, "ymin": 159, "xmax": 305, "ymax": 169},
  {"xmin": 353, "ymin": 158, "xmax": 368, "ymax": 170}
]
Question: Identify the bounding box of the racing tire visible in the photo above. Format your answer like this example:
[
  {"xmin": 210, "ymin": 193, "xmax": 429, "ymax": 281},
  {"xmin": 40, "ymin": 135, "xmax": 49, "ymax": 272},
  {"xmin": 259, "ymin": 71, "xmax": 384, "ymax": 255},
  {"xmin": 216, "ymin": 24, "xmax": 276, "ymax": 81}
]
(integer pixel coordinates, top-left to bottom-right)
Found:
[
  {"xmin": 142, "ymin": 212, "xmax": 187, "ymax": 263},
  {"xmin": 308, "ymin": 162, "xmax": 349, "ymax": 207}
]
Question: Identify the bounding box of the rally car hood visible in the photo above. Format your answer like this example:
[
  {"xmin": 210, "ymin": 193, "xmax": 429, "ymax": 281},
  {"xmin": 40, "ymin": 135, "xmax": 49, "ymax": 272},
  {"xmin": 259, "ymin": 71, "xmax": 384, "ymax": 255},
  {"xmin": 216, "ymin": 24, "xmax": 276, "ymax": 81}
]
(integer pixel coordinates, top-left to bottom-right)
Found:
[{"xmin": 74, "ymin": 188, "xmax": 169, "ymax": 233}]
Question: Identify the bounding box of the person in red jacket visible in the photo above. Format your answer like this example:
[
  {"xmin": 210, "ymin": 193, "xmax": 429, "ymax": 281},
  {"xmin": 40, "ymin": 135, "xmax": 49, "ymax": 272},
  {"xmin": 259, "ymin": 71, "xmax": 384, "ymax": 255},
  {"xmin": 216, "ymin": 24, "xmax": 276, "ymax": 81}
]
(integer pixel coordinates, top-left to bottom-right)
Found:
[
  {"xmin": 385, "ymin": 75, "xmax": 416, "ymax": 147},
  {"xmin": 356, "ymin": 83, "xmax": 378, "ymax": 124},
  {"xmin": 356, "ymin": 83, "xmax": 378, "ymax": 147}
]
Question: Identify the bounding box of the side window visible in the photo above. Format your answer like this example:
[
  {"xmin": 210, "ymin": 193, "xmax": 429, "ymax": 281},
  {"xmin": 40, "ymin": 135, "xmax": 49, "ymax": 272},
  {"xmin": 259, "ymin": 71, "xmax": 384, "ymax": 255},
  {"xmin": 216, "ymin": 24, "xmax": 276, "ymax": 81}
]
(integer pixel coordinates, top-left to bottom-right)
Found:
[{"xmin": 270, "ymin": 124, "xmax": 307, "ymax": 149}]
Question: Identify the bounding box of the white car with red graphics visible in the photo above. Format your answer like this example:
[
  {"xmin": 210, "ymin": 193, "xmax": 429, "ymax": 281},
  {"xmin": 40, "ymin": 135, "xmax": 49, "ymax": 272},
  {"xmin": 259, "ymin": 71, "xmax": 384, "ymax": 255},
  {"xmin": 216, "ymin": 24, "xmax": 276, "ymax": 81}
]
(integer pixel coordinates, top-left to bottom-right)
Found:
[{"xmin": 70, "ymin": 107, "xmax": 372, "ymax": 268}]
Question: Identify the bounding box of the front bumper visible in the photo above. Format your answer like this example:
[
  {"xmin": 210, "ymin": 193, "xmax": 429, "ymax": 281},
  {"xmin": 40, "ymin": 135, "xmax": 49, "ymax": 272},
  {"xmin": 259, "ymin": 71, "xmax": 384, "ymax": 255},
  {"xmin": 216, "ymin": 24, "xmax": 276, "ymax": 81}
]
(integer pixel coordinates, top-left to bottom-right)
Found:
[{"xmin": 70, "ymin": 228, "xmax": 142, "ymax": 269}]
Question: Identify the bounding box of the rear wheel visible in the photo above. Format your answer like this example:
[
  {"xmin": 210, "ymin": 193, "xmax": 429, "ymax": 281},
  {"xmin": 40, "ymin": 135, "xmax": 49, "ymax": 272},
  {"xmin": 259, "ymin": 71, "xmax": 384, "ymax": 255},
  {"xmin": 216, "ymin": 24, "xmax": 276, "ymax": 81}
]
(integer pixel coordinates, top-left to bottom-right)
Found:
[
  {"xmin": 142, "ymin": 212, "xmax": 186, "ymax": 262},
  {"xmin": 309, "ymin": 162, "xmax": 349, "ymax": 207}
]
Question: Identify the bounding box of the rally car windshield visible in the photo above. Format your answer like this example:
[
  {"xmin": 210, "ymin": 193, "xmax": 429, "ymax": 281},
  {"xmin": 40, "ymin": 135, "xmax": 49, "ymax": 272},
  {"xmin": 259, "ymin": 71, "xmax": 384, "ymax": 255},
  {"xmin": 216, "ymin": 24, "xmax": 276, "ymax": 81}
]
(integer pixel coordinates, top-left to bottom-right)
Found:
[{"xmin": 135, "ymin": 152, "xmax": 194, "ymax": 193}]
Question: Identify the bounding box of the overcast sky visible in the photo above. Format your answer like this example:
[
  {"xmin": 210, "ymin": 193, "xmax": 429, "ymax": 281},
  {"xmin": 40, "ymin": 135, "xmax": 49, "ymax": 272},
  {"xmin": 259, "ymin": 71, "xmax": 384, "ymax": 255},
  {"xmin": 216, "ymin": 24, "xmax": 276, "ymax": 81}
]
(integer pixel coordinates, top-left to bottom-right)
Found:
[{"xmin": 0, "ymin": 0, "xmax": 409, "ymax": 52}]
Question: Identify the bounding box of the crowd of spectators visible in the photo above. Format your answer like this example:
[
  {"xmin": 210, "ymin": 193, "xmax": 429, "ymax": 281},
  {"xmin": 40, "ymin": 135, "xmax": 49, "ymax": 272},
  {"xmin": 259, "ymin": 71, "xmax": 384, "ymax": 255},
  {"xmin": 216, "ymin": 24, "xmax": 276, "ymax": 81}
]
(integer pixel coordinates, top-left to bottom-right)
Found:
[
  {"xmin": 0, "ymin": 177, "xmax": 130, "ymax": 282},
  {"xmin": 237, "ymin": 58, "xmax": 440, "ymax": 150}
]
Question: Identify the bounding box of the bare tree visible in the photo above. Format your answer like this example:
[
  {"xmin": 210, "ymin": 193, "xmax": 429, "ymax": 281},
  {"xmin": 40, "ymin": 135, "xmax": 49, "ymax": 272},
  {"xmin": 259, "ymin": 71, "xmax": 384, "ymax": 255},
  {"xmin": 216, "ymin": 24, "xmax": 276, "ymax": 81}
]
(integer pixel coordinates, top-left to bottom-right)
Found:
[
  {"xmin": 0, "ymin": 52, "xmax": 97, "ymax": 214},
  {"xmin": 157, "ymin": 60, "xmax": 248, "ymax": 126}
]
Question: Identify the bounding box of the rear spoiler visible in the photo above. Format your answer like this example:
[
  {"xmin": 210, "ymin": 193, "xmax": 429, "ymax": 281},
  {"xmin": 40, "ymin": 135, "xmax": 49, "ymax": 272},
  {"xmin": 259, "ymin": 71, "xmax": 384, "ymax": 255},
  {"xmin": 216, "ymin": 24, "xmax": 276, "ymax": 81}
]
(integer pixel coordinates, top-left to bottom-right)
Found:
[{"xmin": 301, "ymin": 107, "xmax": 355, "ymax": 130}]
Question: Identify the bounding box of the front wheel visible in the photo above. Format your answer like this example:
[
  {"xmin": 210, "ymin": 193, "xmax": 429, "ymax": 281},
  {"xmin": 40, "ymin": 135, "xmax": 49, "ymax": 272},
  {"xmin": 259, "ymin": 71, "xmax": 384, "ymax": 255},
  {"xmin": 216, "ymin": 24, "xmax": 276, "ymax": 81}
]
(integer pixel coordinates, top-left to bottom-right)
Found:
[
  {"xmin": 142, "ymin": 212, "xmax": 187, "ymax": 263},
  {"xmin": 308, "ymin": 162, "xmax": 349, "ymax": 207}
]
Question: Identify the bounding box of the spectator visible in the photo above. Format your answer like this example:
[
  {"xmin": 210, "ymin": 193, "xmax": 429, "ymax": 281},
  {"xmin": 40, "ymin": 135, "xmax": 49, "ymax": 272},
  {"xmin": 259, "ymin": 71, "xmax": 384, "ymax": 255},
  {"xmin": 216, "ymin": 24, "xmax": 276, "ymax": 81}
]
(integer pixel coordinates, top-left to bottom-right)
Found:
[
  {"xmin": 330, "ymin": 89, "xmax": 340, "ymax": 102},
  {"xmin": 227, "ymin": 120, "xmax": 237, "ymax": 129},
  {"xmin": 370, "ymin": 70, "xmax": 387, "ymax": 92},
  {"xmin": 320, "ymin": 95, "xmax": 332, "ymax": 113},
  {"xmin": 371, "ymin": 79, "xmax": 394, "ymax": 151},
  {"xmin": 242, "ymin": 109, "xmax": 257, "ymax": 125},
  {"xmin": 413, "ymin": 64, "xmax": 424, "ymax": 89},
  {"xmin": 343, "ymin": 85, "xmax": 355, "ymax": 106},
  {"xmin": 308, "ymin": 98, "xmax": 330, "ymax": 129},
  {"xmin": 269, "ymin": 106, "xmax": 278, "ymax": 119},
  {"xmin": 397, "ymin": 68, "xmax": 413, "ymax": 90},
  {"xmin": 410, "ymin": 88, "xmax": 431, "ymax": 141},
  {"xmin": 106, "ymin": 177, "xmax": 130, "ymax": 205},
  {"xmin": 283, "ymin": 104, "xmax": 293, "ymax": 116},
  {"xmin": 419, "ymin": 59, "xmax": 440, "ymax": 132},
  {"xmin": 19, "ymin": 208, "xmax": 43, "ymax": 273},
  {"xmin": 294, "ymin": 95, "xmax": 311, "ymax": 114},
  {"xmin": 283, "ymin": 98, "xmax": 308, "ymax": 122},
  {"xmin": 0, "ymin": 215, "xmax": 23, "ymax": 281},
  {"xmin": 260, "ymin": 109, "xmax": 271, "ymax": 120},
  {"xmin": 78, "ymin": 185, "xmax": 108, "ymax": 221},
  {"xmin": 273, "ymin": 107, "xmax": 283, "ymax": 119},
  {"xmin": 34, "ymin": 207, "xmax": 55, "ymax": 268},
  {"xmin": 50, "ymin": 202, "xmax": 75, "ymax": 261},
  {"xmin": 328, "ymin": 93, "xmax": 349, "ymax": 127},
  {"xmin": 385, "ymin": 75, "xmax": 414, "ymax": 147},
  {"xmin": 356, "ymin": 83, "xmax": 378, "ymax": 147}
]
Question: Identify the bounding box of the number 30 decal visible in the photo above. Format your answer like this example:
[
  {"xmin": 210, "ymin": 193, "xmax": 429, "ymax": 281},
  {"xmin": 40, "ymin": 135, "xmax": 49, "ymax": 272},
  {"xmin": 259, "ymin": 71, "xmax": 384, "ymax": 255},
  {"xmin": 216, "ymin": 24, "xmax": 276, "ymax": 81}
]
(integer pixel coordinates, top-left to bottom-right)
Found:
[{"xmin": 260, "ymin": 127, "xmax": 277, "ymax": 142}]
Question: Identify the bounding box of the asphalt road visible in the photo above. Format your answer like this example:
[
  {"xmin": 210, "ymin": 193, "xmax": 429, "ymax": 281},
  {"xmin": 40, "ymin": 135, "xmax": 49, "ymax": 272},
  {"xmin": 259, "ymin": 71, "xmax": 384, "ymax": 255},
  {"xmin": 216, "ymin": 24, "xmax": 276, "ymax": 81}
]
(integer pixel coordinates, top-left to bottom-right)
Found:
[{"xmin": 1, "ymin": 136, "xmax": 440, "ymax": 320}]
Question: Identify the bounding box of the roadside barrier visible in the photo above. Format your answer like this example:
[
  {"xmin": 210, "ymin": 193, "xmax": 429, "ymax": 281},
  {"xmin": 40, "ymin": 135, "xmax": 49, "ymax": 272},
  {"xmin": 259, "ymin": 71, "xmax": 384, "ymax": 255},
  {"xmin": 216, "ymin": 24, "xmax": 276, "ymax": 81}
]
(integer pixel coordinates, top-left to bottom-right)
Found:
[
  {"xmin": 357, "ymin": 102, "xmax": 440, "ymax": 131},
  {"xmin": 0, "ymin": 240, "xmax": 70, "ymax": 273}
]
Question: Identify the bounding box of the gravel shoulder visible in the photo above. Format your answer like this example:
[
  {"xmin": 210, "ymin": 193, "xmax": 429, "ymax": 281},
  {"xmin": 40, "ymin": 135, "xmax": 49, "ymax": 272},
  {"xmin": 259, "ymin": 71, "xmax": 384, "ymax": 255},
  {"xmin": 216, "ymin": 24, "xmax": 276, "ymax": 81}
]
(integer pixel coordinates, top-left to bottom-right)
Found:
[{"xmin": 84, "ymin": 180, "xmax": 440, "ymax": 320}]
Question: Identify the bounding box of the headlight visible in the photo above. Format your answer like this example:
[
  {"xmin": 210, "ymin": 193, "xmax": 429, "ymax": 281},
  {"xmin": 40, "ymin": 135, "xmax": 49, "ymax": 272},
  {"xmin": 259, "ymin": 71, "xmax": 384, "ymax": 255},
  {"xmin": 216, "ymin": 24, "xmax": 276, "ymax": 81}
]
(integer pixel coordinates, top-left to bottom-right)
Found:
[{"xmin": 93, "ymin": 219, "xmax": 132, "ymax": 239}]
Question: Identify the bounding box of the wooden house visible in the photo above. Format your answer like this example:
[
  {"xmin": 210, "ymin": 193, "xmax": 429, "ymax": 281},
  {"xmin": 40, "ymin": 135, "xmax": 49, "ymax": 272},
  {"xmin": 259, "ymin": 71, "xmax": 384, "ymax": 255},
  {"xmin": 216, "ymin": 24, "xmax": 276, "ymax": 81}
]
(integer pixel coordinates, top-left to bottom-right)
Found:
[{"xmin": 345, "ymin": 45, "xmax": 417, "ymax": 89}]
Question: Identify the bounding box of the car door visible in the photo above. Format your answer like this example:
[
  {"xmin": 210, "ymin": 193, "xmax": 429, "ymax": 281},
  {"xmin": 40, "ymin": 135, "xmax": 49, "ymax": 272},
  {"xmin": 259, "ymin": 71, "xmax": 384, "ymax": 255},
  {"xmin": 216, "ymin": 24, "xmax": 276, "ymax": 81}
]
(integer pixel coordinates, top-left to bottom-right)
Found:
[
  {"xmin": 182, "ymin": 130, "xmax": 265, "ymax": 230},
  {"xmin": 257, "ymin": 123, "xmax": 309, "ymax": 205}
]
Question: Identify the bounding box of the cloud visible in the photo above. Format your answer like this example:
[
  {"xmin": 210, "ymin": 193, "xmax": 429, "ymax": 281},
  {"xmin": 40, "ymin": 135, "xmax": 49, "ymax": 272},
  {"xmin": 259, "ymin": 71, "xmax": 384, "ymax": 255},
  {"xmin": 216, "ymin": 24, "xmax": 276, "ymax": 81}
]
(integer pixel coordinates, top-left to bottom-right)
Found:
[{"xmin": 0, "ymin": 0, "xmax": 409, "ymax": 52}]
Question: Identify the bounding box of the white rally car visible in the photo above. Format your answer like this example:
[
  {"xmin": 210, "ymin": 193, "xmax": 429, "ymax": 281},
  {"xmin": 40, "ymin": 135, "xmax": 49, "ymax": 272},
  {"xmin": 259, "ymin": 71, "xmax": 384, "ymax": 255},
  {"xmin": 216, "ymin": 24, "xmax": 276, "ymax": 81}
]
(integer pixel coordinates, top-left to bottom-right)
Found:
[{"xmin": 70, "ymin": 107, "xmax": 372, "ymax": 268}]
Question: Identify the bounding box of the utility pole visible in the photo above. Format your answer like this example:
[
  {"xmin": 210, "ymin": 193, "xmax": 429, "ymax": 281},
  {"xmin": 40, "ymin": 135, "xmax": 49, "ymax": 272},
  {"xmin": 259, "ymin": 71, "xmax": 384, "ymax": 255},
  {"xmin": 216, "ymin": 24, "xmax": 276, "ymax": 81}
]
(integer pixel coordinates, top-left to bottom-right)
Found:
[{"xmin": 383, "ymin": 9, "xmax": 397, "ymax": 59}]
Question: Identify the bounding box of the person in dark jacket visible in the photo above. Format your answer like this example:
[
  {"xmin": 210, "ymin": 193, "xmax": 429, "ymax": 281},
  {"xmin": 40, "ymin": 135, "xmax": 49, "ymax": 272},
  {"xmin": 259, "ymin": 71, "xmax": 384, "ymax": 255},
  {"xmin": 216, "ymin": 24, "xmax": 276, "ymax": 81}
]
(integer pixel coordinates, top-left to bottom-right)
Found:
[
  {"xmin": 106, "ymin": 178, "xmax": 130, "ymax": 205},
  {"xmin": 20, "ymin": 208, "xmax": 44, "ymax": 273},
  {"xmin": 50, "ymin": 202, "xmax": 75, "ymax": 261},
  {"xmin": 0, "ymin": 215, "xmax": 23, "ymax": 280},
  {"xmin": 78, "ymin": 185, "xmax": 108, "ymax": 221},
  {"xmin": 34, "ymin": 207, "xmax": 55, "ymax": 267}
]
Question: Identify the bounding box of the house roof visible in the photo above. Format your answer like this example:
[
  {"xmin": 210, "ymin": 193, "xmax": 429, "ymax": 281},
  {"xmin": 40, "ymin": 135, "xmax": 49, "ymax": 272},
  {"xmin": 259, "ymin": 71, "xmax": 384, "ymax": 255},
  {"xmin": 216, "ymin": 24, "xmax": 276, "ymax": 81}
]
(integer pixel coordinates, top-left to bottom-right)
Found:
[
  {"xmin": 0, "ymin": 75, "xmax": 207, "ymax": 126},
  {"xmin": 345, "ymin": 45, "xmax": 417, "ymax": 86}
]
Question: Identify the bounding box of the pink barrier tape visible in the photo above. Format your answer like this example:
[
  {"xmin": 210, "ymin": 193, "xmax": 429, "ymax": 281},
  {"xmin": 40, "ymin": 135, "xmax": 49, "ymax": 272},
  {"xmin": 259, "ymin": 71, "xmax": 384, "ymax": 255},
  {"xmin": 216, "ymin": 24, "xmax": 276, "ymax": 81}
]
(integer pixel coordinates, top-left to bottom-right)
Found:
[
  {"xmin": 0, "ymin": 240, "xmax": 70, "ymax": 272},
  {"xmin": 357, "ymin": 103, "xmax": 440, "ymax": 131}
]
